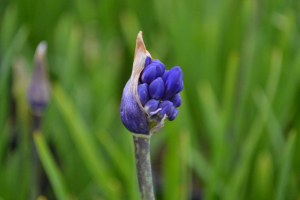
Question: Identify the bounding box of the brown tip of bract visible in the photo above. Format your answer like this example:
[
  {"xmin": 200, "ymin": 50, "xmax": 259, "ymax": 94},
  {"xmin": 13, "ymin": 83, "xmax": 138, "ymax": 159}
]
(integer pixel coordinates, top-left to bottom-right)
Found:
[{"xmin": 134, "ymin": 31, "xmax": 147, "ymax": 58}]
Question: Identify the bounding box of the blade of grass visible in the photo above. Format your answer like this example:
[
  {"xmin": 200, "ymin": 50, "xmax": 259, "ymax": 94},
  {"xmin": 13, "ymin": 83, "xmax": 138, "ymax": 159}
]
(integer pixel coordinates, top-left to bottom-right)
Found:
[
  {"xmin": 33, "ymin": 131, "xmax": 69, "ymax": 200},
  {"xmin": 97, "ymin": 131, "xmax": 139, "ymax": 200},
  {"xmin": 275, "ymin": 130, "xmax": 297, "ymax": 200},
  {"xmin": 163, "ymin": 123, "xmax": 181, "ymax": 200},
  {"xmin": 0, "ymin": 25, "xmax": 29, "ymax": 130},
  {"xmin": 52, "ymin": 84, "xmax": 121, "ymax": 200},
  {"xmin": 224, "ymin": 89, "xmax": 270, "ymax": 200}
]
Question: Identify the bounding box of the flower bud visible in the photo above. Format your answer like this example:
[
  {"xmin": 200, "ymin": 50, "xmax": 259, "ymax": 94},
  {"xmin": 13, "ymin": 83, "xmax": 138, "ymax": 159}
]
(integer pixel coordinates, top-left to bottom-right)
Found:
[
  {"xmin": 141, "ymin": 60, "xmax": 165, "ymax": 84},
  {"xmin": 169, "ymin": 93, "xmax": 181, "ymax": 107},
  {"xmin": 120, "ymin": 32, "xmax": 183, "ymax": 135},
  {"xmin": 138, "ymin": 83, "xmax": 149, "ymax": 106},
  {"xmin": 141, "ymin": 64, "xmax": 157, "ymax": 84},
  {"xmin": 145, "ymin": 56, "xmax": 151, "ymax": 67},
  {"xmin": 162, "ymin": 66, "xmax": 183, "ymax": 100},
  {"xmin": 149, "ymin": 77, "xmax": 165, "ymax": 100},
  {"xmin": 162, "ymin": 70, "xmax": 169, "ymax": 82},
  {"xmin": 152, "ymin": 59, "xmax": 165, "ymax": 77},
  {"xmin": 157, "ymin": 101, "xmax": 174, "ymax": 118},
  {"xmin": 27, "ymin": 41, "xmax": 51, "ymax": 116},
  {"xmin": 169, "ymin": 108, "xmax": 178, "ymax": 121},
  {"xmin": 144, "ymin": 99, "xmax": 160, "ymax": 115}
]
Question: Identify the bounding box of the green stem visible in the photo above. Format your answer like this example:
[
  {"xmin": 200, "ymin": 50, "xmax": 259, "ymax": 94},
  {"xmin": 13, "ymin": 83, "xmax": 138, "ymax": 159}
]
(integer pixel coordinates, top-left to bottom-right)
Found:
[
  {"xmin": 31, "ymin": 115, "xmax": 42, "ymax": 199},
  {"xmin": 133, "ymin": 135, "xmax": 155, "ymax": 200}
]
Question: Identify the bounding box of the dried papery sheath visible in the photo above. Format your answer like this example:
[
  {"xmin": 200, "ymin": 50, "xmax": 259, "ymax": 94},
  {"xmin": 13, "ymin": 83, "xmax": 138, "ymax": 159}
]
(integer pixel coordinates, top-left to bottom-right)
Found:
[{"xmin": 27, "ymin": 41, "xmax": 50, "ymax": 117}]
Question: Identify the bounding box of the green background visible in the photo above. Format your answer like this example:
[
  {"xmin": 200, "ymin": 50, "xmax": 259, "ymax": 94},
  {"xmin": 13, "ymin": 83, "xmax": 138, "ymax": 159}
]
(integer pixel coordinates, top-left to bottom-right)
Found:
[{"xmin": 0, "ymin": 0, "xmax": 300, "ymax": 199}]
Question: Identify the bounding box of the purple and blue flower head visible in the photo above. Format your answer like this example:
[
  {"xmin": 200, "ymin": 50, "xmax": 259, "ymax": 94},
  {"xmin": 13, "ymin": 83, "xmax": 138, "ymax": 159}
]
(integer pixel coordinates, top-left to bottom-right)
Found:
[{"xmin": 120, "ymin": 32, "xmax": 183, "ymax": 135}]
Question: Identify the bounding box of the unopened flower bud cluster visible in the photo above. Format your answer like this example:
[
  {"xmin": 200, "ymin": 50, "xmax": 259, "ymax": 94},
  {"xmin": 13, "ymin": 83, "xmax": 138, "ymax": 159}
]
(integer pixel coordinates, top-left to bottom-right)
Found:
[{"xmin": 138, "ymin": 57, "xmax": 183, "ymax": 121}]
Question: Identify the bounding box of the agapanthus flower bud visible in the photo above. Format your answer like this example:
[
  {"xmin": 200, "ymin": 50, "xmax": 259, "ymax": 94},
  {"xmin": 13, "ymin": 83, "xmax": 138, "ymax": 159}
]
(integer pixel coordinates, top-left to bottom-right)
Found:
[
  {"xmin": 141, "ymin": 64, "xmax": 157, "ymax": 84},
  {"xmin": 152, "ymin": 59, "xmax": 165, "ymax": 77},
  {"xmin": 162, "ymin": 70, "xmax": 169, "ymax": 82},
  {"xmin": 144, "ymin": 99, "xmax": 160, "ymax": 115},
  {"xmin": 169, "ymin": 93, "xmax": 181, "ymax": 107},
  {"xmin": 120, "ymin": 32, "xmax": 183, "ymax": 135},
  {"xmin": 145, "ymin": 56, "xmax": 151, "ymax": 67},
  {"xmin": 157, "ymin": 101, "xmax": 174, "ymax": 118},
  {"xmin": 149, "ymin": 77, "xmax": 165, "ymax": 100},
  {"xmin": 169, "ymin": 109, "xmax": 178, "ymax": 121},
  {"xmin": 162, "ymin": 66, "xmax": 183, "ymax": 100},
  {"xmin": 138, "ymin": 83, "xmax": 149, "ymax": 106},
  {"xmin": 27, "ymin": 41, "xmax": 51, "ymax": 116}
]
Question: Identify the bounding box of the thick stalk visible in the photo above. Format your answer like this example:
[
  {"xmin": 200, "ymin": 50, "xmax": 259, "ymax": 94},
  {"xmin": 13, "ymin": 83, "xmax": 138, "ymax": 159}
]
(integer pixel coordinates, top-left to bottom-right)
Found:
[{"xmin": 133, "ymin": 135, "xmax": 155, "ymax": 200}]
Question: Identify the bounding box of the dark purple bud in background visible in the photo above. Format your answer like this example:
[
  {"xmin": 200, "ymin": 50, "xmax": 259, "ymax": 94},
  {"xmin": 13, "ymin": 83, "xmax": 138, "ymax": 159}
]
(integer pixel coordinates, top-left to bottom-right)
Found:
[
  {"xmin": 27, "ymin": 41, "xmax": 51, "ymax": 117},
  {"xmin": 149, "ymin": 77, "xmax": 165, "ymax": 100},
  {"xmin": 168, "ymin": 108, "xmax": 178, "ymax": 121},
  {"xmin": 144, "ymin": 99, "xmax": 159, "ymax": 115},
  {"xmin": 169, "ymin": 93, "xmax": 181, "ymax": 107},
  {"xmin": 138, "ymin": 83, "xmax": 149, "ymax": 106},
  {"xmin": 157, "ymin": 101, "xmax": 174, "ymax": 117},
  {"xmin": 145, "ymin": 56, "xmax": 151, "ymax": 67},
  {"xmin": 162, "ymin": 66, "xmax": 183, "ymax": 100}
]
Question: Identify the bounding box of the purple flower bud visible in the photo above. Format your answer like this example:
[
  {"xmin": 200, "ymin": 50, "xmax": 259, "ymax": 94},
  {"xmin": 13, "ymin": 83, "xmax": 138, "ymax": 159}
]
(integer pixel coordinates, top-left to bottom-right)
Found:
[
  {"xmin": 144, "ymin": 99, "xmax": 159, "ymax": 115},
  {"xmin": 157, "ymin": 101, "xmax": 174, "ymax": 117},
  {"xmin": 141, "ymin": 60, "xmax": 165, "ymax": 84},
  {"xmin": 120, "ymin": 32, "xmax": 183, "ymax": 135},
  {"xmin": 138, "ymin": 83, "xmax": 149, "ymax": 106},
  {"xmin": 169, "ymin": 93, "xmax": 181, "ymax": 107},
  {"xmin": 145, "ymin": 56, "xmax": 151, "ymax": 67},
  {"xmin": 27, "ymin": 41, "xmax": 51, "ymax": 116},
  {"xmin": 162, "ymin": 66, "xmax": 183, "ymax": 100},
  {"xmin": 168, "ymin": 108, "xmax": 178, "ymax": 121},
  {"xmin": 162, "ymin": 70, "xmax": 169, "ymax": 82},
  {"xmin": 152, "ymin": 59, "xmax": 165, "ymax": 77},
  {"xmin": 141, "ymin": 64, "xmax": 157, "ymax": 84},
  {"xmin": 149, "ymin": 77, "xmax": 165, "ymax": 100}
]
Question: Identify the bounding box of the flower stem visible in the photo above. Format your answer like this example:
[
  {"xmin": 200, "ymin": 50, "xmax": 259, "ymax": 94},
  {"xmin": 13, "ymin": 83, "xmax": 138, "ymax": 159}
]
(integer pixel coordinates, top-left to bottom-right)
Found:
[
  {"xmin": 31, "ymin": 115, "xmax": 42, "ymax": 199},
  {"xmin": 133, "ymin": 135, "xmax": 155, "ymax": 200}
]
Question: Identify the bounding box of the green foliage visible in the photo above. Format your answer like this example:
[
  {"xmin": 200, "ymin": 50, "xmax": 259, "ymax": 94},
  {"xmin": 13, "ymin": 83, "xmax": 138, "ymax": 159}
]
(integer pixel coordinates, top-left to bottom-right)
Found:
[{"xmin": 0, "ymin": 0, "xmax": 300, "ymax": 199}]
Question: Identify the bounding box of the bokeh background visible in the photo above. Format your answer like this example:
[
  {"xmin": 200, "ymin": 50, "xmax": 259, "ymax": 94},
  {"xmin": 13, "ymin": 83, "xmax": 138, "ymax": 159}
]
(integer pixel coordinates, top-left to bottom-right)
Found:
[{"xmin": 1, "ymin": 0, "xmax": 300, "ymax": 199}]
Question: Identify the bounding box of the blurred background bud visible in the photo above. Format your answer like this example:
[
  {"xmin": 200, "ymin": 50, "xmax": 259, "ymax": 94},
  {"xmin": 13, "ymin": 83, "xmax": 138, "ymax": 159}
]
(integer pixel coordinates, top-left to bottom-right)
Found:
[{"xmin": 27, "ymin": 41, "xmax": 51, "ymax": 117}]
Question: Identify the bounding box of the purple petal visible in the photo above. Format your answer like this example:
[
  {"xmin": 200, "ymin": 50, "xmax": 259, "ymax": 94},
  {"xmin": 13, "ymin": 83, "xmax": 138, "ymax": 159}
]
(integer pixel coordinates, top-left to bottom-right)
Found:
[
  {"xmin": 138, "ymin": 83, "xmax": 149, "ymax": 106},
  {"xmin": 145, "ymin": 56, "xmax": 151, "ymax": 67},
  {"xmin": 149, "ymin": 77, "xmax": 165, "ymax": 100},
  {"xmin": 168, "ymin": 108, "xmax": 178, "ymax": 121},
  {"xmin": 169, "ymin": 93, "xmax": 181, "ymax": 107},
  {"xmin": 158, "ymin": 101, "xmax": 174, "ymax": 117},
  {"xmin": 162, "ymin": 66, "xmax": 183, "ymax": 100},
  {"xmin": 144, "ymin": 99, "xmax": 160, "ymax": 115}
]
